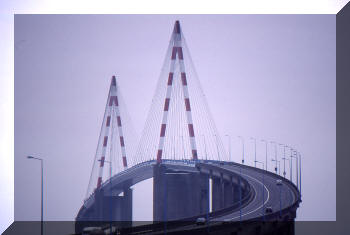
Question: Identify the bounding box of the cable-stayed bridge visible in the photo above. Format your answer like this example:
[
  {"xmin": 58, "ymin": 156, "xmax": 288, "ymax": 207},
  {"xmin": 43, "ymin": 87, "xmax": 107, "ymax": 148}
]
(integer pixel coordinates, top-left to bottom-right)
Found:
[{"xmin": 76, "ymin": 21, "xmax": 301, "ymax": 235}]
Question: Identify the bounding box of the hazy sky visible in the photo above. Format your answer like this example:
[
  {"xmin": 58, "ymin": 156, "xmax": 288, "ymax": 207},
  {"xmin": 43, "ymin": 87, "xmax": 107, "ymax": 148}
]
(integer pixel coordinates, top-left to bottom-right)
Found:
[{"xmin": 14, "ymin": 14, "xmax": 335, "ymax": 222}]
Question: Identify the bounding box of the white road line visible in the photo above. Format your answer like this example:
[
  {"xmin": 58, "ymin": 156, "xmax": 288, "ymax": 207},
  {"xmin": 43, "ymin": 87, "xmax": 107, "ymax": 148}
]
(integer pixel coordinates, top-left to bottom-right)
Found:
[{"xmin": 225, "ymin": 170, "xmax": 270, "ymax": 220}]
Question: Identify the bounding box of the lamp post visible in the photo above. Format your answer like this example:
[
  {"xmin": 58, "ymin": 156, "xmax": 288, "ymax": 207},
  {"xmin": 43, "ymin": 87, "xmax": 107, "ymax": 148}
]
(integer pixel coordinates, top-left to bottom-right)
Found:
[
  {"xmin": 181, "ymin": 135, "xmax": 185, "ymax": 160},
  {"xmin": 237, "ymin": 136, "xmax": 245, "ymax": 164},
  {"xmin": 261, "ymin": 140, "xmax": 268, "ymax": 171},
  {"xmin": 285, "ymin": 146, "xmax": 293, "ymax": 182},
  {"xmin": 279, "ymin": 144, "xmax": 286, "ymax": 178},
  {"xmin": 282, "ymin": 155, "xmax": 291, "ymax": 181},
  {"xmin": 250, "ymin": 138, "xmax": 257, "ymax": 168},
  {"xmin": 255, "ymin": 160, "xmax": 265, "ymax": 221},
  {"xmin": 27, "ymin": 156, "xmax": 43, "ymax": 235},
  {"xmin": 290, "ymin": 149, "xmax": 299, "ymax": 189},
  {"xmin": 270, "ymin": 141, "xmax": 278, "ymax": 174},
  {"xmin": 271, "ymin": 159, "xmax": 280, "ymax": 175},
  {"xmin": 202, "ymin": 135, "xmax": 208, "ymax": 161},
  {"xmin": 225, "ymin": 135, "xmax": 231, "ymax": 162},
  {"xmin": 173, "ymin": 135, "xmax": 175, "ymax": 160},
  {"xmin": 214, "ymin": 134, "xmax": 220, "ymax": 161},
  {"xmin": 295, "ymin": 151, "xmax": 299, "ymax": 189}
]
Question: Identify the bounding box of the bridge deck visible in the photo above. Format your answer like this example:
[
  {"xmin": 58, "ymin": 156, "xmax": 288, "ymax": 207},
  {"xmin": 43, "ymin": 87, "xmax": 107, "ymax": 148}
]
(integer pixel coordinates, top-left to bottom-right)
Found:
[{"xmin": 78, "ymin": 160, "xmax": 300, "ymax": 226}]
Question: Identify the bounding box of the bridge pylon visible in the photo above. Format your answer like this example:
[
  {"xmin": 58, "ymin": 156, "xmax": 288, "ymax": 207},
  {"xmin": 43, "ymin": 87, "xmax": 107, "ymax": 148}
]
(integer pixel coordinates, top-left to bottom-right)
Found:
[
  {"xmin": 85, "ymin": 75, "xmax": 136, "ymax": 198},
  {"xmin": 156, "ymin": 20, "xmax": 199, "ymax": 163},
  {"xmin": 134, "ymin": 20, "xmax": 228, "ymax": 165}
]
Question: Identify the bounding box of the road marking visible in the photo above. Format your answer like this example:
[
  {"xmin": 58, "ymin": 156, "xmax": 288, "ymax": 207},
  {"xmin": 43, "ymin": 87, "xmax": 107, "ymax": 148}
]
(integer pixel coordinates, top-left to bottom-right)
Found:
[{"xmin": 222, "ymin": 168, "xmax": 270, "ymax": 221}]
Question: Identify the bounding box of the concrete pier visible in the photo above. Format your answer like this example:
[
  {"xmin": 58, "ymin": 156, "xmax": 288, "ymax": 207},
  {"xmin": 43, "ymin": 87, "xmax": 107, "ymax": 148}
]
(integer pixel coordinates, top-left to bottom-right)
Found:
[{"xmin": 153, "ymin": 164, "xmax": 209, "ymax": 221}]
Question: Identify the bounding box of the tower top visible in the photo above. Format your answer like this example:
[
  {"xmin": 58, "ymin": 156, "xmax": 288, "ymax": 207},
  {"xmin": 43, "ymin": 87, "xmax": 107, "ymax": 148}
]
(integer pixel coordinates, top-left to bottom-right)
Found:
[
  {"xmin": 174, "ymin": 20, "xmax": 181, "ymax": 34},
  {"xmin": 111, "ymin": 75, "xmax": 116, "ymax": 86}
]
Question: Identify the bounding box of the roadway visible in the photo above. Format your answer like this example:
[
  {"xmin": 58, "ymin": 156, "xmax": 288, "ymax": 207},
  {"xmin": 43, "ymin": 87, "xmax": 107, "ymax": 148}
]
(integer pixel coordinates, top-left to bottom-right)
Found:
[
  {"xmin": 214, "ymin": 162, "xmax": 298, "ymax": 221},
  {"xmin": 147, "ymin": 161, "xmax": 300, "ymax": 234}
]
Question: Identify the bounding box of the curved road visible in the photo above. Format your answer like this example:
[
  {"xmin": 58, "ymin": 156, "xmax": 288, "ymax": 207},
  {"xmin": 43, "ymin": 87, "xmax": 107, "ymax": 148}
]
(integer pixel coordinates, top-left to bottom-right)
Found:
[
  {"xmin": 214, "ymin": 162, "xmax": 298, "ymax": 221},
  {"xmin": 152, "ymin": 161, "xmax": 300, "ymax": 234},
  {"xmin": 78, "ymin": 160, "xmax": 301, "ymax": 234}
]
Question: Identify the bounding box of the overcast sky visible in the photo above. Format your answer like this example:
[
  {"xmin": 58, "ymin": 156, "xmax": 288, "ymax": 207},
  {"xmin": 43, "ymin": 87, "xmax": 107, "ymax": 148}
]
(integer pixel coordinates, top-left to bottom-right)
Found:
[{"xmin": 13, "ymin": 14, "xmax": 335, "ymax": 222}]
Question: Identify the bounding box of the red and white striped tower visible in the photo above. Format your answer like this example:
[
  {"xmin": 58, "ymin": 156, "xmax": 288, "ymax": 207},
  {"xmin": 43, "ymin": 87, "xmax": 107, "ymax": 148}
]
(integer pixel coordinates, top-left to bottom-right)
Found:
[
  {"xmin": 96, "ymin": 76, "xmax": 128, "ymax": 189},
  {"xmin": 156, "ymin": 21, "xmax": 198, "ymax": 163}
]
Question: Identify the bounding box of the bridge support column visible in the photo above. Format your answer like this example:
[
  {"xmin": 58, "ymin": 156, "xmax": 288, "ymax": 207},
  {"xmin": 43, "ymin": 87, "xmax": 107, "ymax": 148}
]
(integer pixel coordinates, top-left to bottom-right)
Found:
[
  {"xmin": 199, "ymin": 173, "xmax": 210, "ymax": 215},
  {"xmin": 90, "ymin": 186, "xmax": 133, "ymax": 223},
  {"xmin": 233, "ymin": 182, "xmax": 240, "ymax": 203},
  {"xmin": 121, "ymin": 187, "xmax": 132, "ymax": 223},
  {"xmin": 212, "ymin": 174, "xmax": 224, "ymax": 211},
  {"xmin": 153, "ymin": 164, "xmax": 209, "ymax": 221},
  {"xmin": 223, "ymin": 178, "xmax": 234, "ymax": 207},
  {"xmin": 94, "ymin": 188, "xmax": 105, "ymax": 221}
]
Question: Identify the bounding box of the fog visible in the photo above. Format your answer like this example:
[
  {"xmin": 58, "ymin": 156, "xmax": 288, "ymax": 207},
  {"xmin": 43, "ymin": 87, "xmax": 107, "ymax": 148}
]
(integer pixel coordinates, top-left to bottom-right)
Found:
[{"xmin": 14, "ymin": 14, "xmax": 335, "ymax": 221}]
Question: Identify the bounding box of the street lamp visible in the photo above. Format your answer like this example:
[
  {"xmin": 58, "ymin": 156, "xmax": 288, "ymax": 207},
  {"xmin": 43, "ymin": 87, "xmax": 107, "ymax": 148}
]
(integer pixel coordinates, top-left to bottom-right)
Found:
[
  {"xmin": 271, "ymin": 159, "xmax": 281, "ymax": 175},
  {"xmin": 250, "ymin": 138, "xmax": 257, "ymax": 168},
  {"xmin": 255, "ymin": 160, "xmax": 265, "ymax": 221},
  {"xmin": 237, "ymin": 136, "xmax": 245, "ymax": 164},
  {"xmin": 288, "ymin": 147, "xmax": 293, "ymax": 182},
  {"xmin": 173, "ymin": 135, "xmax": 176, "ymax": 161},
  {"xmin": 285, "ymin": 146, "xmax": 293, "ymax": 182},
  {"xmin": 202, "ymin": 135, "xmax": 208, "ymax": 161},
  {"xmin": 27, "ymin": 155, "xmax": 43, "ymax": 235},
  {"xmin": 225, "ymin": 135, "xmax": 231, "ymax": 162},
  {"xmin": 279, "ymin": 144, "xmax": 286, "ymax": 178},
  {"xmin": 214, "ymin": 134, "xmax": 220, "ymax": 161},
  {"xmin": 261, "ymin": 140, "xmax": 268, "ymax": 171},
  {"xmin": 180, "ymin": 135, "xmax": 185, "ymax": 161},
  {"xmin": 290, "ymin": 148, "xmax": 299, "ymax": 189},
  {"xmin": 270, "ymin": 141, "xmax": 278, "ymax": 174},
  {"xmin": 294, "ymin": 150, "xmax": 299, "ymax": 189},
  {"xmin": 283, "ymin": 155, "xmax": 291, "ymax": 181}
]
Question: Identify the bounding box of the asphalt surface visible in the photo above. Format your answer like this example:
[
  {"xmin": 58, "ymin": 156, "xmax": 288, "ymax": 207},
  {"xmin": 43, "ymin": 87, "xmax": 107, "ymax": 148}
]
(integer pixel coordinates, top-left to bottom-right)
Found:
[{"xmin": 214, "ymin": 163, "xmax": 297, "ymax": 221}]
